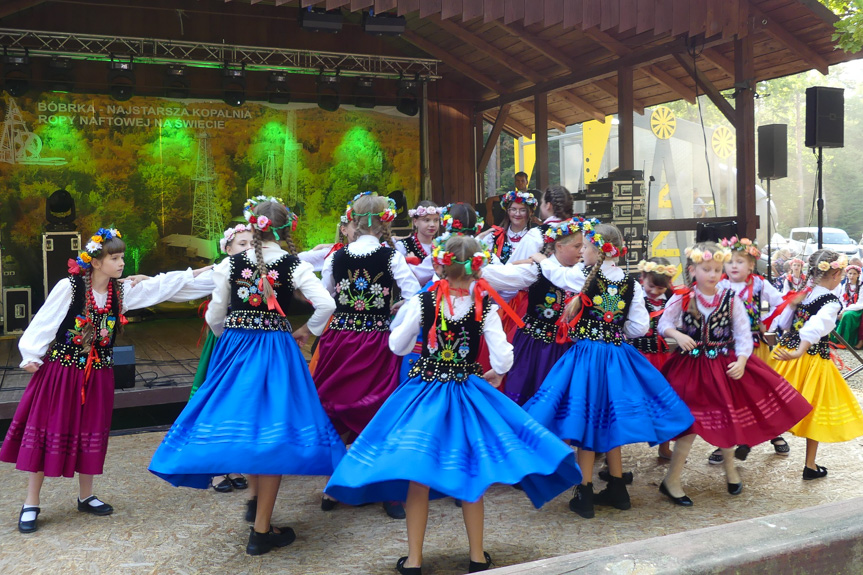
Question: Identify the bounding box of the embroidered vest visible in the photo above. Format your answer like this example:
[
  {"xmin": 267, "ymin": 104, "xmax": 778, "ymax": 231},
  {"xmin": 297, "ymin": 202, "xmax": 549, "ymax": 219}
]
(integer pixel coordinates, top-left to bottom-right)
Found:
[
  {"xmin": 492, "ymin": 228, "xmax": 515, "ymax": 264},
  {"xmin": 569, "ymin": 266, "xmax": 635, "ymax": 346},
  {"xmin": 520, "ymin": 269, "xmax": 571, "ymax": 344},
  {"xmin": 778, "ymin": 293, "xmax": 839, "ymax": 360},
  {"xmin": 330, "ymin": 245, "xmax": 395, "ymax": 332},
  {"xmin": 408, "ymin": 291, "xmax": 489, "ymax": 383},
  {"xmin": 47, "ymin": 276, "xmax": 121, "ymax": 370},
  {"xmin": 398, "ymin": 235, "xmax": 429, "ymax": 261},
  {"xmin": 630, "ymin": 295, "xmax": 666, "ymax": 354},
  {"xmin": 678, "ymin": 289, "xmax": 736, "ymax": 358},
  {"xmin": 224, "ymin": 251, "xmax": 298, "ymax": 332},
  {"xmin": 844, "ymin": 283, "xmax": 859, "ymax": 306},
  {"xmin": 737, "ymin": 277, "xmax": 768, "ymax": 347}
]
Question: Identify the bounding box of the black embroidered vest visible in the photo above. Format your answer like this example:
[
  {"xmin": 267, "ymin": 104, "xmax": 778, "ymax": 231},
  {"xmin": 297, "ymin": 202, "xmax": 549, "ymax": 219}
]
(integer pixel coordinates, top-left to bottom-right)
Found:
[
  {"xmin": 409, "ymin": 290, "xmax": 489, "ymax": 383},
  {"xmin": 398, "ymin": 235, "xmax": 429, "ymax": 261},
  {"xmin": 520, "ymin": 268, "xmax": 571, "ymax": 344},
  {"xmin": 630, "ymin": 295, "xmax": 666, "ymax": 354},
  {"xmin": 678, "ymin": 289, "xmax": 735, "ymax": 359},
  {"xmin": 492, "ymin": 228, "xmax": 515, "ymax": 264},
  {"xmin": 47, "ymin": 276, "xmax": 121, "ymax": 369},
  {"xmin": 735, "ymin": 277, "xmax": 767, "ymax": 347},
  {"xmin": 224, "ymin": 251, "xmax": 298, "ymax": 332},
  {"xmin": 778, "ymin": 293, "xmax": 839, "ymax": 360},
  {"xmin": 569, "ymin": 266, "xmax": 635, "ymax": 346},
  {"xmin": 329, "ymin": 246, "xmax": 395, "ymax": 332}
]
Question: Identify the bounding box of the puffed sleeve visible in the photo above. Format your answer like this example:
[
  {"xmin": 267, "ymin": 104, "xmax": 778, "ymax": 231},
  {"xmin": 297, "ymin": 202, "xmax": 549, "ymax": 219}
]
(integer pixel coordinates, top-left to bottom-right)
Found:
[
  {"xmin": 121, "ymin": 268, "xmax": 194, "ymax": 312},
  {"xmin": 18, "ymin": 278, "xmax": 73, "ymax": 367},
  {"xmin": 657, "ymin": 293, "xmax": 684, "ymax": 337},
  {"xmin": 508, "ymin": 228, "xmax": 544, "ymax": 263},
  {"xmin": 167, "ymin": 267, "xmax": 215, "ymax": 302},
  {"xmin": 540, "ymin": 259, "xmax": 586, "ymax": 293},
  {"xmin": 298, "ymin": 248, "xmax": 330, "ymax": 274},
  {"xmin": 292, "ymin": 261, "xmax": 336, "ymax": 336},
  {"xmin": 773, "ymin": 301, "xmax": 797, "ymax": 332},
  {"xmin": 410, "ymin": 255, "xmax": 435, "ymax": 286},
  {"xmin": 483, "ymin": 305, "xmax": 514, "ymax": 374},
  {"xmin": 393, "ymin": 240, "xmax": 407, "ymax": 257},
  {"xmin": 204, "ymin": 258, "xmax": 232, "ymax": 336},
  {"xmin": 390, "ymin": 251, "xmax": 422, "ymax": 300},
  {"xmin": 321, "ymin": 252, "xmax": 336, "ymax": 295},
  {"xmin": 798, "ymin": 299, "xmax": 841, "ymax": 345},
  {"xmin": 481, "ymin": 262, "xmax": 539, "ymax": 301},
  {"xmin": 389, "ymin": 295, "xmax": 422, "ymax": 356},
  {"xmin": 730, "ymin": 293, "xmax": 754, "ymax": 358},
  {"xmin": 624, "ymin": 281, "xmax": 650, "ymax": 339}
]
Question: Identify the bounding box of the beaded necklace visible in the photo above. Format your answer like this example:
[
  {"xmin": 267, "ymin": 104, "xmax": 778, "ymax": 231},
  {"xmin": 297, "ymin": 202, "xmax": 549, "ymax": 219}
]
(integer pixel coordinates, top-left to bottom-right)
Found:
[
  {"xmin": 412, "ymin": 233, "xmax": 430, "ymax": 258},
  {"xmin": 87, "ymin": 281, "xmax": 113, "ymax": 315},
  {"xmin": 507, "ymin": 226, "xmax": 528, "ymax": 243},
  {"xmin": 694, "ymin": 287, "xmax": 721, "ymax": 308}
]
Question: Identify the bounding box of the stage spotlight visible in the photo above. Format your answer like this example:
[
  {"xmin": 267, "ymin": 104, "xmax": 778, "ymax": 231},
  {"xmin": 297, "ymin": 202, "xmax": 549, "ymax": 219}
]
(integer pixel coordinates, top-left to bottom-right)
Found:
[
  {"xmin": 396, "ymin": 77, "xmax": 419, "ymax": 117},
  {"xmin": 362, "ymin": 11, "xmax": 406, "ymax": 36},
  {"xmin": 3, "ymin": 48, "xmax": 31, "ymax": 97},
  {"xmin": 47, "ymin": 57, "xmax": 74, "ymax": 93},
  {"xmin": 300, "ymin": 7, "xmax": 343, "ymax": 33},
  {"xmin": 354, "ymin": 78, "xmax": 376, "ymax": 109},
  {"xmin": 108, "ymin": 54, "xmax": 135, "ymax": 101},
  {"xmin": 222, "ymin": 62, "xmax": 246, "ymax": 107},
  {"xmin": 267, "ymin": 72, "xmax": 291, "ymax": 105},
  {"xmin": 164, "ymin": 65, "xmax": 190, "ymax": 99},
  {"xmin": 317, "ymin": 72, "xmax": 340, "ymax": 112}
]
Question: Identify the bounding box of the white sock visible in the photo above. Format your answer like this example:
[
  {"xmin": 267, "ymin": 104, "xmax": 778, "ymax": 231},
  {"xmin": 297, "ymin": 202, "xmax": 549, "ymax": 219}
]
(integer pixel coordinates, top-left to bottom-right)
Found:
[
  {"xmin": 79, "ymin": 496, "xmax": 104, "ymax": 508},
  {"xmin": 20, "ymin": 505, "xmax": 38, "ymax": 522}
]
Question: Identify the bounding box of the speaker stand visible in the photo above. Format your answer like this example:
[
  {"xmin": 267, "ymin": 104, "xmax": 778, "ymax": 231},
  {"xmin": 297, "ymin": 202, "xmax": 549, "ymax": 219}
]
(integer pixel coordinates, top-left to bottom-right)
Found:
[
  {"xmin": 817, "ymin": 145, "xmax": 824, "ymax": 249},
  {"xmin": 766, "ymin": 177, "xmax": 772, "ymax": 282}
]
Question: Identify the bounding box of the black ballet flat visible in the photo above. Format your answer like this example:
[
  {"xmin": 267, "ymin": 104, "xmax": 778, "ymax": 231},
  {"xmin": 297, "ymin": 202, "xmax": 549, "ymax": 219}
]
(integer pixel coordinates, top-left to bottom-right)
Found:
[
  {"xmin": 229, "ymin": 475, "xmax": 248, "ymax": 490},
  {"xmin": 211, "ymin": 477, "xmax": 233, "ymax": 493},
  {"xmin": 321, "ymin": 496, "xmax": 338, "ymax": 511},
  {"xmin": 18, "ymin": 506, "xmax": 40, "ymax": 534},
  {"xmin": 396, "ymin": 556, "xmax": 422, "ymax": 575},
  {"xmin": 659, "ymin": 481, "xmax": 693, "ymax": 507},
  {"xmin": 383, "ymin": 500, "xmax": 406, "ymax": 519},
  {"xmin": 727, "ymin": 482, "xmax": 743, "ymax": 495},
  {"xmin": 77, "ymin": 495, "xmax": 114, "ymax": 516},
  {"xmin": 468, "ymin": 551, "xmax": 493, "ymax": 573},
  {"xmin": 803, "ymin": 465, "xmax": 828, "ymax": 480},
  {"xmin": 246, "ymin": 525, "xmax": 296, "ymax": 556}
]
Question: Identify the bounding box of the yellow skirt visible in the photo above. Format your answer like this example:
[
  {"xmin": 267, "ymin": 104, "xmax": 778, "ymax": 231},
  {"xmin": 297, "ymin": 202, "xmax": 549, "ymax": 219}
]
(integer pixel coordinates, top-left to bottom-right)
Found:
[
  {"xmin": 769, "ymin": 346, "xmax": 863, "ymax": 442},
  {"xmin": 753, "ymin": 341, "xmax": 773, "ymax": 363}
]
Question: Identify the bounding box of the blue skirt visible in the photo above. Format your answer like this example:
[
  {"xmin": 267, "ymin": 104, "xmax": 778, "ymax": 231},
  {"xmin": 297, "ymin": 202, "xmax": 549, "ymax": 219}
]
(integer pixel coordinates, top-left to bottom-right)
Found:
[
  {"xmin": 523, "ymin": 339, "xmax": 695, "ymax": 452},
  {"xmin": 149, "ymin": 329, "xmax": 346, "ymax": 488},
  {"xmin": 324, "ymin": 374, "xmax": 582, "ymax": 509}
]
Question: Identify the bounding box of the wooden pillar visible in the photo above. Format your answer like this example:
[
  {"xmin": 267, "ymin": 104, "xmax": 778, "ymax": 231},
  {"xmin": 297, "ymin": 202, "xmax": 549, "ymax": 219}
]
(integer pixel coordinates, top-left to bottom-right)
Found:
[
  {"xmin": 474, "ymin": 112, "xmax": 485, "ymax": 201},
  {"xmin": 618, "ymin": 66, "xmax": 634, "ymax": 170},
  {"xmin": 735, "ymin": 36, "xmax": 757, "ymax": 238},
  {"xmin": 535, "ymin": 92, "xmax": 549, "ymax": 189}
]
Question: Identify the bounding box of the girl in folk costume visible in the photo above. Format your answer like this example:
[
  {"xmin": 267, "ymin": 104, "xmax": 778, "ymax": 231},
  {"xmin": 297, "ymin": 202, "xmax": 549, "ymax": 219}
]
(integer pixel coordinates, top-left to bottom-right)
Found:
[
  {"xmin": 508, "ymin": 186, "xmax": 574, "ymax": 263},
  {"xmin": 657, "ymin": 243, "xmax": 811, "ymax": 506},
  {"xmin": 834, "ymin": 265, "xmax": 863, "ymax": 348},
  {"xmin": 315, "ymin": 192, "xmax": 421, "ymax": 517},
  {"xmin": 769, "ymin": 251, "xmax": 863, "ymax": 480},
  {"xmin": 840, "ymin": 264, "xmax": 861, "ymax": 307},
  {"xmin": 479, "ymin": 190, "xmax": 538, "ymax": 264},
  {"xmin": 2, "ymin": 228, "xmax": 203, "ymax": 534},
  {"xmin": 325, "ymin": 235, "xmax": 582, "ymax": 575},
  {"xmin": 149, "ymin": 197, "xmax": 345, "ymax": 556},
  {"xmin": 524, "ymin": 224, "xmax": 694, "ymax": 519},
  {"xmin": 782, "ymin": 258, "xmax": 807, "ymax": 293},
  {"xmin": 396, "ymin": 200, "xmax": 441, "ymax": 285}
]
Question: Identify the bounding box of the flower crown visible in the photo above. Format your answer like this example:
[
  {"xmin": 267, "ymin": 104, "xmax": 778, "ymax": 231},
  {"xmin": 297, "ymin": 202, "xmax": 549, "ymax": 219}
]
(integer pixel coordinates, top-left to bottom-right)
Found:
[
  {"xmin": 74, "ymin": 227, "xmax": 122, "ymax": 272},
  {"xmin": 440, "ymin": 204, "xmax": 485, "ymax": 234},
  {"xmin": 500, "ymin": 190, "xmax": 538, "ymax": 209},
  {"xmin": 243, "ymin": 196, "xmax": 298, "ymax": 239},
  {"xmin": 637, "ymin": 260, "xmax": 677, "ymax": 277},
  {"xmin": 345, "ymin": 191, "xmax": 397, "ymax": 226},
  {"xmin": 542, "ymin": 217, "xmax": 598, "ymax": 243},
  {"xmin": 219, "ymin": 223, "xmax": 252, "ymax": 253},
  {"xmin": 816, "ymin": 254, "xmax": 848, "ymax": 272},
  {"xmin": 846, "ymin": 264, "xmax": 862, "ymax": 275},
  {"xmin": 719, "ymin": 236, "xmax": 761, "ymax": 259},
  {"xmin": 684, "ymin": 246, "xmax": 733, "ymax": 264},
  {"xmin": 408, "ymin": 205, "xmax": 443, "ymax": 218},
  {"xmin": 431, "ymin": 232, "xmax": 491, "ymax": 275},
  {"xmin": 583, "ymin": 226, "xmax": 626, "ymax": 258},
  {"xmin": 789, "ymin": 258, "xmax": 805, "ymax": 266}
]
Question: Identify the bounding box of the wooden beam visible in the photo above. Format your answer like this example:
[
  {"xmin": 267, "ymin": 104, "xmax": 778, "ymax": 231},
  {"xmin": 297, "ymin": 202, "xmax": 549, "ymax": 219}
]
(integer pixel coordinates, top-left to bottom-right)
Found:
[
  {"xmin": 673, "ymin": 52, "xmax": 735, "ymax": 124},
  {"xmin": 583, "ymin": 27, "xmax": 631, "ymax": 58},
  {"xmin": 751, "ymin": 5, "xmax": 829, "ymax": 75},
  {"xmin": 594, "ymin": 78, "xmax": 645, "ymax": 114},
  {"xmin": 402, "ymin": 30, "xmax": 508, "ymax": 94},
  {"xmin": 484, "ymin": 111, "xmax": 532, "ymax": 140},
  {"xmin": 647, "ymin": 216, "xmax": 738, "ymax": 232},
  {"xmin": 554, "ymin": 90, "xmax": 606, "ymax": 123},
  {"xmin": 700, "ymin": 47, "xmax": 735, "ymax": 78},
  {"xmin": 477, "ymin": 104, "xmax": 512, "ymax": 172},
  {"xmin": 535, "ymin": 92, "xmax": 550, "ymax": 189},
  {"xmin": 491, "ymin": 20, "xmax": 582, "ymax": 72},
  {"xmin": 519, "ymin": 101, "xmax": 567, "ymax": 131},
  {"xmin": 619, "ymin": 66, "xmax": 634, "ymax": 170},
  {"xmin": 642, "ymin": 64, "xmax": 697, "ymax": 104},
  {"xmin": 735, "ymin": 35, "xmax": 757, "ymax": 239},
  {"xmin": 0, "ymin": 0, "xmax": 47, "ymax": 19}
]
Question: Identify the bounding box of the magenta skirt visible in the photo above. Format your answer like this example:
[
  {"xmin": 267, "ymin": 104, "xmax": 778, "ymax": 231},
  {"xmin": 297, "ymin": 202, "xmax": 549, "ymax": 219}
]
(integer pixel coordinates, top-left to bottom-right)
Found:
[
  {"xmin": 314, "ymin": 329, "xmax": 402, "ymax": 440},
  {"xmin": 0, "ymin": 360, "xmax": 115, "ymax": 477}
]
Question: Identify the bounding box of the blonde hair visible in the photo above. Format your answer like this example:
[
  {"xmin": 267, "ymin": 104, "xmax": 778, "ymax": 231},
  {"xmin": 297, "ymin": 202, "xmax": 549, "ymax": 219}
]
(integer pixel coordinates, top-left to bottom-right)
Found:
[
  {"xmin": 439, "ymin": 235, "xmax": 483, "ymax": 282},
  {"xmin": 790, "ymin": 249, "xmax": 841, "ymax": 306},
  {"xmin": 684, "ymin": 240, "xmax": 722, "ymax": 320},
  {"xmin": 570, "ymin": 223, "xmax": 623, "ymax": 316},
  {"xmin": 352, "ymin": 194, "xmax": 395, "ymax": 248},
  {"xmin": 250, "ymin": 200, "xmax": 298, "ymax": 303}
]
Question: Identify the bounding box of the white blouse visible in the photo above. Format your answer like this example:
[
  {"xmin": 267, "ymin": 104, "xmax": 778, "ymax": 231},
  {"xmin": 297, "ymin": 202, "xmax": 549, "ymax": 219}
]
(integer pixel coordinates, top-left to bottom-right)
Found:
[
  {"xmin": 394, "ymin": 237, "xmax": 432, "ymax": 259},
  {"xmin": 298, "ymin": 246, "xmax": 333, "ymax": 273},
  {"xmin": 389, "ymin": 286, "xmax": 514, "ymax": 375},
  {"xmin": 19, "ymin": 269, "xmax": 195, "ymax": 367},
  {"xmin": 774, "ymin": 285, "xmax": 842, "ymax": 345},
  {"xmin": 658, "ymin": 288, "xmax": 754, "ymax": 357},
  {"xmin": 321, "ymin": 234, "xmax": 421, "ymax": 299},
  {"xmin": 716, "ymin": 276, "xmax": 784, "ymax": 321},
  {"xmin": 508, "ymin": 217, "xmax": 561, "ymax": 263},
  {"xmin": 206, "ymin": 242, "xmax": 336, "ymax": 337}
]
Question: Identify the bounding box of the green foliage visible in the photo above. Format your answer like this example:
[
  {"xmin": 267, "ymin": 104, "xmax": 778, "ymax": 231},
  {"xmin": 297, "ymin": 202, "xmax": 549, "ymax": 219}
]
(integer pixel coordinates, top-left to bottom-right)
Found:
[{"xmin": 822, "ymin": 0, "xmax": 863, "ymax": 53}]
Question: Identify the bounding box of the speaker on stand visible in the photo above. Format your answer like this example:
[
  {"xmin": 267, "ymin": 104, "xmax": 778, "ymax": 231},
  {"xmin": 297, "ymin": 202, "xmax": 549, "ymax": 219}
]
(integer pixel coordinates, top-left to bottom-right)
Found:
[
  {"xmin": 758, "ymin": 123, "xmax": 788, "ymax": 282},
  {"xmin": 805, "ymin": 86, "xmax": 844, "ymax": 249}
]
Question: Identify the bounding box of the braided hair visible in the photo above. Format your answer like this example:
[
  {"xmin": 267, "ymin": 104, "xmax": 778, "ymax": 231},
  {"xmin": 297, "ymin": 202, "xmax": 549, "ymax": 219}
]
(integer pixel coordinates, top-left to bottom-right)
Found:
[
  {"xmin": 81, "ymin": 236, "xmax": 126, "ymax": 347},
  {"xmin": 683, "ymin": 241, "xmax": 723, "ymax": 320},
  {"xmin": 542, "ymin": 185, "xmax": 574, "ymax": 220},
  {"xmin": 438, "ymin": 235, "xmax": 483, "ymax": 281},
  {"xmin": 249, "ymin": 199, "xmax": 296, "ymax": 303},
  {"xmin": 792, "ymin": 249, "xmax": 842, "ymax": 306},
  {"xmin": 353, "ymin": 194, "xmax": 396, "ymax": 248},
  {"xmin": 569, "ymin": 223, "xmax": 623, "ymax": 317}
]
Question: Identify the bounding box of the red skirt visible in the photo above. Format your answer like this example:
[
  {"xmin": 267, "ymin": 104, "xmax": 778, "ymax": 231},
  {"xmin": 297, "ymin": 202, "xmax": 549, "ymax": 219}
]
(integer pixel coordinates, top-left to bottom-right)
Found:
[
  {"xmin": 640, "ymin": 350, "xmax": 671, "ymax": 371},
  {"xmin": 661, "ymin": 352, "xmax": 812, "ymax": 448},
  {"xmin": 0, "ymin": 360, "xmax": 115, "ymax": 477}
]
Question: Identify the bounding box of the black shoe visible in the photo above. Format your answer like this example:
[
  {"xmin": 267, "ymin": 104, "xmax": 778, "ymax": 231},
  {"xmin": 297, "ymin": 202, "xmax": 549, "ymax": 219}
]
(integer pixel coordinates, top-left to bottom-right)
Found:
[
  {"xmin": 211, "ymin": 477, "xmax": 233, "ymax": 493},
  {"xmin": 321, "ymin": 496, "xmax": 338, "ymax": 511},
  {"xmin": 803, "ymin": 465, "xmax": 828, "ymax": 480},
  {"xmin": 246, "ymin": 525, "xmax": 296, "ymax": 556},
  {"xmin": 468, "ymin": 551, "xmax": 493, "ymax": 573},
  {"xmin": 771, "ymin": 436, "xmax": 791, "ymax": 456},
  {"xmin": 597, "ymin": 469, "xmax": 634, "ymax": 485},
  {"xmin": 568, "ymin": 483, "xmax": 594, "ymax": 518},
  {"xmin": 727, "ymin": 482, "xmax": 743, "ymax": 495},
  {"xmin": 594, "ymin": 476, "xmax": 631, "ymax": 510},
  {"xmin": 18, "ymin": 505, "xmax": 40, "ymax": 534},
  {"xmin": 77, "ymin": 496, "xmax": 114, "ymax": 516},
  {"xmin": 245, "ymin": 497, "xmax": 257, "ymax": 523},
  {"xmin": 229, "ymin": 475, "xmax": 248, "ymax": 490},
  {"xmin": 734, "ymin": 445, "xmax": 751, "ymax": 461},
  {"xmin": 707, "ymin": 448, "xmax": 723, "ymax": 465},
  {"xmin": 659, "ymin": 481, "xmax": 693, "ymax": 507},
  {"xmin": 454, "ymin": 498, "xmax": 462, "ymax": 508},
  {"xmin": 383, "ymin": 500, "xmax": 406, "ymax": 519},
  {"xmin": 396, "ymin": 556, "xmax": 422, "ymax": 575}
]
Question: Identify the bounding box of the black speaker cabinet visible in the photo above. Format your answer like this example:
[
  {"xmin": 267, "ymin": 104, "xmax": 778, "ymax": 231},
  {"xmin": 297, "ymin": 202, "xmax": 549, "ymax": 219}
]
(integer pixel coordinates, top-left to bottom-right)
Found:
[
  {"xmin": 805, "ymin": 86, "xmax": 844, "ymax": 149},
  {"xmin": 696, "ymin": 220, "xmax": 738, "ymax": 243},
  {"xmin": 113, "ymin": 345, "xmax": 136, "ymax": 389},
  {"xmin": 758, "ymin": 124, "xmax": 788, "ymax": 180},
  {"xmin": 43, "ymin": 232, "xmax": 81, "ymax": 298},
  {"xmin": 3, "ymin": 287, "xmax": 31, "ymax": 334}
]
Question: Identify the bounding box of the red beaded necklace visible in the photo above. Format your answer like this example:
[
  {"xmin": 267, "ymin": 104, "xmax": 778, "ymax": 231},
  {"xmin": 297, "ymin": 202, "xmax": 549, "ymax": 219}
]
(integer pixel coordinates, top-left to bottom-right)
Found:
[
  {"xmin": 695, "ymin": 287, "xmax": 721, "ymax": 308},
  {"xmin": 412, "ymin": 233, "xmax": 430, "ymax": 258},
  {"xmin": 87, "ymin": 280, "xmax": 113, "ymax": 315}
]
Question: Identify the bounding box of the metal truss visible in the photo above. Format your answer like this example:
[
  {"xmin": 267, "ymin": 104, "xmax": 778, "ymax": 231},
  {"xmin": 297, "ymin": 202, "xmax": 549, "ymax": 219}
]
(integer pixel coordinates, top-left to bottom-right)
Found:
[{"xmin": 0, "ymin": 28, "xmax": 440, "ymax": 80}]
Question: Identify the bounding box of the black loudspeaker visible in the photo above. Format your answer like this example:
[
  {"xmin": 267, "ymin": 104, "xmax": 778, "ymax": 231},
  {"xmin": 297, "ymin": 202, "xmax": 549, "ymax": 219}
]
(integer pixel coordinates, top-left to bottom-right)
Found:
[
  {"xmin": 805, "ymin": 87, "xmax": 844, "ymax": 149},
  {"xmin": 113, "ymin": 345, "xmax": 135, "ymax": 389},
  {"xmin": 696, "ymin": 220, "xmax": 738, "ymax": 243},
  {"xmin": 758, "ymin": 124, "xmax": 788, "ymax": 180}
]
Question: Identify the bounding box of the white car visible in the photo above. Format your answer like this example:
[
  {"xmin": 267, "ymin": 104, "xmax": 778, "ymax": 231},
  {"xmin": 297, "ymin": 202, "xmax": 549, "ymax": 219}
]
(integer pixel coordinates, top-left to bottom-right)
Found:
[{"xmin": 786, "ymin": 227, "xmax": 860, "ymax": 258}]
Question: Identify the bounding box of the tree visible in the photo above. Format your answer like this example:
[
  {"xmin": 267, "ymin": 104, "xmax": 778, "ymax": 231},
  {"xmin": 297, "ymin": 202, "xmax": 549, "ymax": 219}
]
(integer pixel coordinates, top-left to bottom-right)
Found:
[{"xmin": 821, "ymin": 0, "xmax": 863, "ymax": 53}]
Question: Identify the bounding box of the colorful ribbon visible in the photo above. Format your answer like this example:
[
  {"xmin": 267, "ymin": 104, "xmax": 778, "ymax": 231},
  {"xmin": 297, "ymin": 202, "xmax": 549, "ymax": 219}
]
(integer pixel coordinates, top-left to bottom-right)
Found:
[
  {"xmin": 763, "ymin": 288, "xmax": 809, "ymax": 332},
  {"xmin": 555, "ymin": 292, "xmax": 593, "ymax": 344},
  {"xmin": 258, "ymin": 277, "xmax": 286, "ymax": 317}
]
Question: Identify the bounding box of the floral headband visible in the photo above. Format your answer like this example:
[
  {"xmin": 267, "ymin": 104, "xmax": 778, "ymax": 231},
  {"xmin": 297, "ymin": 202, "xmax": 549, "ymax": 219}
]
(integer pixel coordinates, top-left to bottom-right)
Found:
[
  {"xmin": 542, "ymin": 217, "xmax": 598, "ymax": 243},
  {"xmin": 846, "ymin": 264, "xmax": 861, "ymax": 275},
  {"xmin": 584, "ymin": 227, "xmax": 626, "ymax": 258},
  {"xmin": 719, "ymin": 236, "xmax": 761, "ymax": 259},
  {"xmin": 243, "ymin": 195, "xmax": 298, "ymax": 239},
  {"xmin": 685, "ymin": 246, "xmax": 733, "ymax": 264},
  {"xmin": 72, "ymin": 227, "xmax": 122, "ymax": 272},
  {"xmin": 637, "ymin": 260, "xmax": 677, "ymax": 277},
  {"xmin": 816, "ymin": 254, "xmax": 848, "ymax": 272},
  {"xmin": 789, "ymin": 258, "xmax": 805, "ymax": 266},
  {"xmin": 440, "ymin": 204, "xmax": 485, "ymax": 234},
  {"xmin": 431, "ymin": 232, "xmax": 491, "ymax": 275},
  {"xmin": 345, "ymin": 191, "xmax": 397, "ymax": 227},
  {"xmin": 219, "ymin": 223, "xmax": 252, "ymax": 253},
  {"xmin": 408, "ymin": 205, "xmax": 443, "ymax": 218},
  {"xmin": 500, "ymin": 190, "xmax": 537, "ymax": 209}
]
